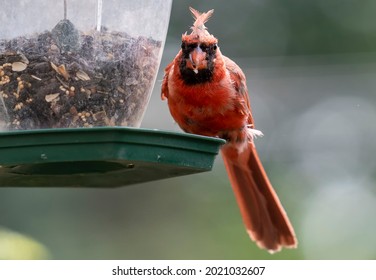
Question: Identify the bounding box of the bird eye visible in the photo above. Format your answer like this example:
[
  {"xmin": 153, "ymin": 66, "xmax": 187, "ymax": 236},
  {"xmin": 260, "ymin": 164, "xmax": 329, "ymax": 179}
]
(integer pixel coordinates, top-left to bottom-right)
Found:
[
  {"xmin": 181, "ymin": 42, "xmax": 198, "ymax": 51},
  {"xmin": 188, "ymin": 43, "xmax": 198, "ymax": 50}
]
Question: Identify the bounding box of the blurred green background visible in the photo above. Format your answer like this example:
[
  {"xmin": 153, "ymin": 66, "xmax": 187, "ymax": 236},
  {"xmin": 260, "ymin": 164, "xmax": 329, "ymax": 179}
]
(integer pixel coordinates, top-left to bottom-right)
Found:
[{"xmin": 1, "ymin": 0, "xmax": 376, "ymax": 259}]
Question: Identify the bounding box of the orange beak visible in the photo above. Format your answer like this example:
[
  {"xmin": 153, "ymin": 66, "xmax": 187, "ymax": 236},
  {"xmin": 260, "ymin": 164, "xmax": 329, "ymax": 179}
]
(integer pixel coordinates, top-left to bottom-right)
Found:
[{"xmin": 186, "ymin": 47, "xmax": 207, "ymax": 74}]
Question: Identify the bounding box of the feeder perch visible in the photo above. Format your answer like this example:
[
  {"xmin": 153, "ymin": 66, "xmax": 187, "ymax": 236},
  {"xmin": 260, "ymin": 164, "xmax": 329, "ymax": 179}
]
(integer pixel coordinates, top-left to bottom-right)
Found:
[
  {"xmin": 0, "ymin": 127, "xmax": 225, "ymax": 187},
  {"xmin": 0, "ymin": 0, "xmax": 224, "ymax": 187}
]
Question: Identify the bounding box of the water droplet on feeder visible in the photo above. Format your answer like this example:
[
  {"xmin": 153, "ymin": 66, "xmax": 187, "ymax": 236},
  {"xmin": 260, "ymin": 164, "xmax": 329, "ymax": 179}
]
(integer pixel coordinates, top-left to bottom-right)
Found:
[{"xmin": 51, "ymin": 19, "xmax": 79, "ymax": 53}]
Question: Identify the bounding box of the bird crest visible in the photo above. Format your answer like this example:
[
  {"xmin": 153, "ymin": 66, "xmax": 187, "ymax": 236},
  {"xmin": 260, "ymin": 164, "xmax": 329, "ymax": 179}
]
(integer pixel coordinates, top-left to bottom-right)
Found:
[
  {"xmin": 182, "ymin": 7, "xmax": 217, "ymax": 44},
  {"xmin": 190, "ymin": 7, "xmax": 213, "ymax": 33}
]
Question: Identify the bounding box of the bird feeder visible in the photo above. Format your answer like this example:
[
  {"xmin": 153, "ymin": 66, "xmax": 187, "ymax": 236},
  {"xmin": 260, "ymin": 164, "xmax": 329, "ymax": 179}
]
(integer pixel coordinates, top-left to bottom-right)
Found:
[{"xmin": 0, "ymin": 0, "xmax": 224, "ymax": 187}]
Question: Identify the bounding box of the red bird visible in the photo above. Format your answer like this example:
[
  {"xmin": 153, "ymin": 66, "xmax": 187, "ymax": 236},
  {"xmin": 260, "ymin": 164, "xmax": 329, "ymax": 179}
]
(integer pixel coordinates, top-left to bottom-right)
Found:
[{"xmin": 161, "ymin": 7, "xmax": 297, "ymax": 253}]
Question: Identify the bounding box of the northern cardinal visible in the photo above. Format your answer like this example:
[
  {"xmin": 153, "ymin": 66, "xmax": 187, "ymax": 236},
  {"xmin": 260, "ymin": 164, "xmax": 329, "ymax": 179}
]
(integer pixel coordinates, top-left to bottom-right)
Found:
[{"xmin": 161, "ymin": 7, "xmax": 297, "ymax": 253}]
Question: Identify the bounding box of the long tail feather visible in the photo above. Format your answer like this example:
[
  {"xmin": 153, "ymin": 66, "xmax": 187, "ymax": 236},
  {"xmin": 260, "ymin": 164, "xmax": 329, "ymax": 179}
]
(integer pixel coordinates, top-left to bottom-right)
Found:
[{"xmin": 221, "ymin": 144, "xmax": 297, "ymax": 253}]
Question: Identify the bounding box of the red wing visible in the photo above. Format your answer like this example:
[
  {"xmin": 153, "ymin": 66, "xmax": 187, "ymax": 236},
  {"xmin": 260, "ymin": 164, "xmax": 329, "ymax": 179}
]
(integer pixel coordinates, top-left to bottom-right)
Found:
[
  {"xmin": 161, "ymin": 61, "xmax": 174, "ymax": 100},
  {"xmin": 223, "ymin": 56, "xmax": 254, "ymax": 126}
]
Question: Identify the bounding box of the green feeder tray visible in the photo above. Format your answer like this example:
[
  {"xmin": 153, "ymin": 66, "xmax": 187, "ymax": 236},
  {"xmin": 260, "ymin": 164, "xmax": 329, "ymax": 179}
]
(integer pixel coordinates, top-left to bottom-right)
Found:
[{"xmin": 0, "ymin": 127, "xmax": 225, "ymax": 187}]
